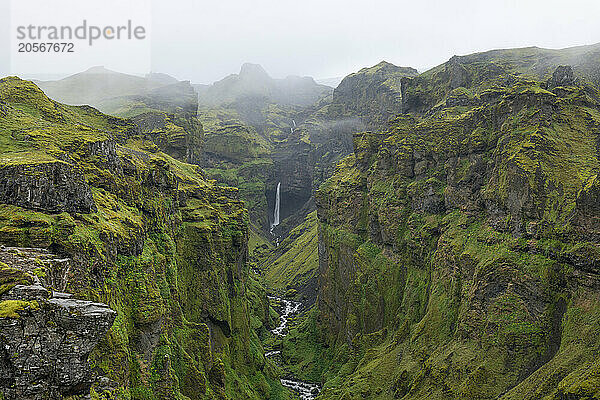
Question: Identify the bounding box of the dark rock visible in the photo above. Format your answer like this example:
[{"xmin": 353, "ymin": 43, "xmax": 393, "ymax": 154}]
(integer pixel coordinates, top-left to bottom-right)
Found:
[
  {"xmin": 0, "ymin": 246, "xmax": 72, "ymax": 292},
  {"xmin": 446, "ymin": 56, "xmax": 471, "ymax": 89},
  {"xmin": 0, "ymin": 264, "xmax": 115, "ymax": 400},
  {"xmin": 547, "ymin": 65, "xmax": 578, "ymax": 89},
  {"xmin": 0, "ymin": 161, "xmax": 96, "ymax": 214},
  {"xmin": 333, "ymin": 61, "xmax": 418, "ymax": 126}
]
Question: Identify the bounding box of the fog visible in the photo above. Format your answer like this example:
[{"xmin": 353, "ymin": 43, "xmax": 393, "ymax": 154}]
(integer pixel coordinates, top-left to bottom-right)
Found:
[
  {"xmin": 151, "ymin": 0, "xmax": 600, "ymax": 83},
  {"xmin": 2, "ymin": 0, "xmax": 600, "ymax": 84}
]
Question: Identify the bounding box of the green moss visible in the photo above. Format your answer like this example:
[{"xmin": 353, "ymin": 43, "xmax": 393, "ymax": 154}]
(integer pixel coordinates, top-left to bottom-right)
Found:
[
  {"xmin": 263, "ymin": 211, "xmax": 319, "ymax": 293},
  {"xmin": 0, "ymin": 262, "xmax": 34, "ymax": 295},
  {"xmin": 0, "ymin": 299, "xmax": 38, "ymax": 318},
  {"xmin": 297, "ymin": 66, "xmax": 600, "ymax": 399},
  {"xmin": 0, "ymin": 76, "xmax": 284, "ymax": 399}
]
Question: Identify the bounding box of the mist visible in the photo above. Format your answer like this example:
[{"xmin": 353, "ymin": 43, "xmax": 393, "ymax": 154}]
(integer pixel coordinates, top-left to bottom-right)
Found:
[
  {"xmin": 150, "ymin": 0, "xmax": 600, "ymax": 83},
  {"xmin": 2, "ymin": 0, "xmax": 600, "ymax": 84}
]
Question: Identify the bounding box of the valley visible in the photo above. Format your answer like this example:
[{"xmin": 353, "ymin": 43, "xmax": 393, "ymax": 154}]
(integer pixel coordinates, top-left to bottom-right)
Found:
[{"xmin": 1, "ymin": 42, "xmax": 600, "ymax": 400}]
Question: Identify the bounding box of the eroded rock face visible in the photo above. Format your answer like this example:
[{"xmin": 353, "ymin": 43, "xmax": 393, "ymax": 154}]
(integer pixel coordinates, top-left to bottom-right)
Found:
[
  {"xmin": 0, "ymin": 161, "xmax": 96, "ymax": 214},
  {"xmin": 0, "ymin": 251, "xmax": 116, "ymax": 400},
  {"xmin": 547, "ymin": 65, "xmax": 578, "ymax": 89},
  {"xmin": 132, "ymin": 109, "xmax": 203, "ymax": 165},
  {"xmin": 313, "ymin": 66, "xmax": 600, "ymax": 398},
  {"xmin": 333, "ymin": 61, "xmax": 418, "ymax": 126}
]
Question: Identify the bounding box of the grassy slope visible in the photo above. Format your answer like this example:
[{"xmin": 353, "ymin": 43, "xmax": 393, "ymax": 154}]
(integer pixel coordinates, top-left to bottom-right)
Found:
[{"xmin": 263, "ymin": 211, "xmax": 319, "ymax": 297}]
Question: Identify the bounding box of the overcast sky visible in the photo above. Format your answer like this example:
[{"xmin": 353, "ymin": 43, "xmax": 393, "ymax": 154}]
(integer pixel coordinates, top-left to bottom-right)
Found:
[
  {"xmin": 2, "ymin": 0, "xmax": 600, "ymax": 84},
  {"xmin": 149, "ymin": 0, "xmax": 600, "ymax": 83}
]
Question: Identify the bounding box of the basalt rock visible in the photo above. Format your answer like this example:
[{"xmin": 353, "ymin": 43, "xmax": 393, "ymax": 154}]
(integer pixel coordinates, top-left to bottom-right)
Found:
[
  {"xmin": 308, "ymin": 52, "xmax": 600, "ymax": 400},
  {"xmin": 333, "ymin": 61, "xmax": 418, "ymax": 126},
  {"xmin": 547, "ymin": 65, "xmax": 578, "ymax": 89},
  {"xmin": 0, "ymin": 256, "xmax": 116, "ymax": 400},
  {"xmin": 0, "ymin": 161, "xmax": 96, "ymax": 214}
]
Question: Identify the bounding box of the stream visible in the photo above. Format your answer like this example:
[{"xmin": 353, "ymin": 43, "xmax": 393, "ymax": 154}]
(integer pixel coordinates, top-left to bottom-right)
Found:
[{"xmin": 267, "ymin": 296, "xmax": 320, "ymax": 400}]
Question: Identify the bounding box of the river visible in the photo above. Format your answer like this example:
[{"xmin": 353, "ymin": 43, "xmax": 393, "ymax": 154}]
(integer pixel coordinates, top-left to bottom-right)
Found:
[{"xmin": 266, "ymin": 296, "xmax": 320, "ymax": 400}]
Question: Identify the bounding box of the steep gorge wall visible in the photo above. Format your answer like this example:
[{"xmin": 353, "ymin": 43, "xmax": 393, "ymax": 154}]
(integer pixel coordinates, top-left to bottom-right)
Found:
[
  {"xmin": 312, "ymin": 67, "xmax": 600, "ymax": 399},
  {"xmin": 0, "ymin": 77, "xmax": 280, "ymax": 400},
  {"xmin": 0, "ymin": 248, "xmax": 116, "ymax": 400}
]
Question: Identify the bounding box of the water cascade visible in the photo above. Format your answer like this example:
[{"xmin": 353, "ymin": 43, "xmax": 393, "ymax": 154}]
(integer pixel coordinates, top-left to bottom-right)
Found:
[
  {"xmin": 270, "ymin": 182, "xmax": 281, "ymax": 236},
  {"xmin": 266, "ymin": 296, "xmax": 321, "ymax": 399}
]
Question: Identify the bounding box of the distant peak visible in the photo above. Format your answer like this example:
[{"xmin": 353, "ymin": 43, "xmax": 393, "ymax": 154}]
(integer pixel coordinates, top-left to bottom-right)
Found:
[
  {"xmin": 356, "ymin": 61, "xmax": 418, "ymax": 76},
  {"xmin": 83, "ymin": 66, "xmax": 114, "ymax": 74},
  {"xmin": 375, "ymin": 60, "xmax": 396, "ymax": 68},
  {"xmin": 239, "ymin": 63, "xmax": 271, "ymax": 79}
]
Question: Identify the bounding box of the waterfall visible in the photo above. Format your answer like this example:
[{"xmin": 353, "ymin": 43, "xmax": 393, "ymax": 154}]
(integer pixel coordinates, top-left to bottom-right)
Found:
[
  {"xmin": 273, "ymin": 182, "xmax": 281, "ymax": 227},
  {"xmin": 270, "ymin": 182, "xmax": 281, "ymax": 236}
]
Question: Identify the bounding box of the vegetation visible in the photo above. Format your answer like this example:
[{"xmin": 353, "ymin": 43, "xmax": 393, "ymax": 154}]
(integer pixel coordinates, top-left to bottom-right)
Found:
[
  {"xmin": 5, "ymin": 43, "xmax": 600, "ymax": 400},
  {"xmin": 278, "ymin": 52, "xmax": 600, "ymax": 400},
  {"xmin": 262, "ymin": 211, "xmax": 319, "ymax": 299},
  {"xmin": 0, "ymin": 76, "xmax": 288, "ymax": 399}
]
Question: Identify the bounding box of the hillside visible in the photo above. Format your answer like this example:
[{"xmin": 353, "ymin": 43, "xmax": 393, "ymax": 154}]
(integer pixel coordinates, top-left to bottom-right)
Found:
[
  {"xmin": 0, "ymin": 76, "xmax": 289, "ymax": 399},
  {"xmin": 402, "ymin": 43, "xmax": 600, "ymax": 114},
  {"xmin": 262, "ymin": 211, "xmax": 319, "ymax": 303},
  {"xmin": 35, "ymin": 66, "xmax": 169, "ymax": 108},
  {"xmin": 197, "ymin": 61, "xmax": 423, "ymax": 304},
  {"xmin": 35, "ymin": 68, "xmax": 204, "ymax": 165}
]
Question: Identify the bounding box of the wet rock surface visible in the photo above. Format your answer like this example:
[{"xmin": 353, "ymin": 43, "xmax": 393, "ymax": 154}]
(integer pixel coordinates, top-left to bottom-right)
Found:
[{"xmin": 0, "ymin": 246, "xmax": 72, "ymax": 291}]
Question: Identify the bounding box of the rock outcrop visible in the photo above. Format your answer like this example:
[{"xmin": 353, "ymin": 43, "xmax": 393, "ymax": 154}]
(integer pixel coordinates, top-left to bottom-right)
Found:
[
  {"xmin": 0, "ymin": 161, "xmax": 96, "ymax": 214},
  {"xmin": 333, "ymin": 61, "xmax": 418, "ymax": 126},
  {"xmin": 546, "ymin": 65, "xmax": 578, "ymax": 89},
  {"xmin": 0, "ymin": 249, "xmax": 115, "ymax": 400}
]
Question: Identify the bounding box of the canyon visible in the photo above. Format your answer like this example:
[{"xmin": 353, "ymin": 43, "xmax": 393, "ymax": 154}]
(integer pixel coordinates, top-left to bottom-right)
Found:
[{"xmin": 1, "ymin": 42, "xmax": 600, "ymax": 400}]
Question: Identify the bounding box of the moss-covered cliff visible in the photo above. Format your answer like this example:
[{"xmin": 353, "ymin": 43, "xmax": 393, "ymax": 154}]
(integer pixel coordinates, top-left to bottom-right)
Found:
[
  {"xmin": 0, "ymin": 76, "xmax": 287, "ymax": 400},
  {"xmin": 287, "ymin": 58, "xmax": 600, "ymax": 399}
]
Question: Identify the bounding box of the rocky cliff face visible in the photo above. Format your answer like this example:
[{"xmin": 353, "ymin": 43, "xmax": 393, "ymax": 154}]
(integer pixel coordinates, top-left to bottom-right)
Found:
[
  {"xmin": 0, "ymin": 247, "xmax": 116, "ymax": 400},
  {"xmin": 0, "ymin": 161, "xmax": 97, "ymax": 214},
  {"xmin": 333, "ymin": 61, "xmax": 418, "ymax": 126},
  {"xmin": 293, "ymin": 61, "xmax": 600, "ymax": 399},
  {"xmin": 0, "ymin": 77, "xmax": 281, "ymax": 400}
]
